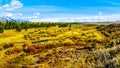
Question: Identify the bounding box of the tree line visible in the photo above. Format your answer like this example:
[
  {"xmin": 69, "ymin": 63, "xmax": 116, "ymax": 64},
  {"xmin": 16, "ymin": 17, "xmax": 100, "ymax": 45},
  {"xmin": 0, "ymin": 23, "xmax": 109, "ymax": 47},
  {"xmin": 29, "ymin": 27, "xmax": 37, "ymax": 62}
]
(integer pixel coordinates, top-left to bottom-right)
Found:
[{"xmin": 0, "ymin": 21, "xmax": 70, "ymax": 33}]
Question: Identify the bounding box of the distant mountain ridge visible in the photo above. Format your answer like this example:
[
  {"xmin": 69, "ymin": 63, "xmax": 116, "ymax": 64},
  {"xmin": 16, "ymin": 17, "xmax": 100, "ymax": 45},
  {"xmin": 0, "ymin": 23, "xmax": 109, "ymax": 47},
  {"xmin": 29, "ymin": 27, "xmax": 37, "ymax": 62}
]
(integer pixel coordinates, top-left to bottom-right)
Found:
[
  {"xmin": 0, "ymin": 17, "xmax": 13, "ymax": 22},
  {"xmin": 0, "ymin": 16, "xmax": 28, "ymax": 22}
]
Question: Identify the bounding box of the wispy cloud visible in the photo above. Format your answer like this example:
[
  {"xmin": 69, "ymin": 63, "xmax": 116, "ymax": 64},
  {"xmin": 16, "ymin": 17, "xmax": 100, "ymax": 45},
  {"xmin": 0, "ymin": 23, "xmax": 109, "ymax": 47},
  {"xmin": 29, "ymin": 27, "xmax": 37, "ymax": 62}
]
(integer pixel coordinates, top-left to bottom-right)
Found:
[
  {"xmin": 1, "ymin": 12, "xmax": 22, "ymax": 17},
  {"xmin": 27, "ymin": 13, "xmax": 120, "ymax": 22},
  {"xmin": 105, "ymin": 1, "xmax": 120, "ymax": 6},
  {"xmin": 34, "ymin": 12, "xmax": 40, "ymax": 16}
]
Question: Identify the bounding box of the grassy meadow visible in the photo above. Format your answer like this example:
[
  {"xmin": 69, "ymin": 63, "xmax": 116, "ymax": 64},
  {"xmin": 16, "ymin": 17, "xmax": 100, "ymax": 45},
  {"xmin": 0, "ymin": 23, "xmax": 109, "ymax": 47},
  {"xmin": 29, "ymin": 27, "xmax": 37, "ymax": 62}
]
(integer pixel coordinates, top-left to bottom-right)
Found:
[{"xmin": 0, "ymin": 22, "xmax": 120, "ymax": 68}]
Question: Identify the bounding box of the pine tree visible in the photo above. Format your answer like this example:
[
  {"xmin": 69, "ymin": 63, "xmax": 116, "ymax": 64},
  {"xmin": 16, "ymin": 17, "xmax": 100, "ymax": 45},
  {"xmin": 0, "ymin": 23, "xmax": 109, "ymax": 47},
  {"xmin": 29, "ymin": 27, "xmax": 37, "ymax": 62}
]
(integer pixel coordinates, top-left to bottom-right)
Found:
[
  {"xmin": 0, "ymin": 25, "xmax": 4, "ymax": 33},
  {"xmin": 16, "ymin": 25, "xmax": 21, "ymax": 32}
]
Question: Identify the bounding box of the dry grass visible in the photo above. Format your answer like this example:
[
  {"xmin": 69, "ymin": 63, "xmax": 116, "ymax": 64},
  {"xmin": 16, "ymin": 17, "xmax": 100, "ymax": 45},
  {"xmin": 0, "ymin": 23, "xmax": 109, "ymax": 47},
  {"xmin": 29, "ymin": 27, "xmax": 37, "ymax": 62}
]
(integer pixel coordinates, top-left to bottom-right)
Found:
[{"xmin": 0, "ymin": 24, "xmax": 119, "ymax": 68}]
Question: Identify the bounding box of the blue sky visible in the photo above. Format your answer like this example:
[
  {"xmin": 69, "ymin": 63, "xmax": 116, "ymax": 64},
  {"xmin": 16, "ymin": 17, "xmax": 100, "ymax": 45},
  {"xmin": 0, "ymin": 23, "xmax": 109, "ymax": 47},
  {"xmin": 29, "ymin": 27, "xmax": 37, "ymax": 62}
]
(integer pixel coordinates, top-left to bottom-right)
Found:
[{"xmin": 0, "ymin": 0, "xmax": 120, "ymax": 22}]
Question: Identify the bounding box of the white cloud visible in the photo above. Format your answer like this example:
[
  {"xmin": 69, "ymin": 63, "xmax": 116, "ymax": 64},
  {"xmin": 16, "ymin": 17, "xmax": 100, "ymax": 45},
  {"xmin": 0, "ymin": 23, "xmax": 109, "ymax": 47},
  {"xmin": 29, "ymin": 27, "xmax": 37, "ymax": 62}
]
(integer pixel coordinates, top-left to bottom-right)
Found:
[
  {"xmin": 98, "ymin": 12, "xmax": 103, "ymax": 16},
  {"xmin": 0, "ymin": 12, "xmax": 23, "ymax": 19},
  {"xmin": 27, "ymin": 12, "xmax": 41, "ymax": 20},
  {"xmin": 2, "ymin": 0, "xmax": 23, "ymax": 11},
  {"xmin": 28, "ymin": 14, "xmax": 120, "ymax": 22},
  {"xmin": 34, "ymin": 12, "xmax": 40, "ymax": 16},
  {"xmin": 28, "ymin": 16, "xmax": 38, "ymax": 19},
  {"xmin": 0, "ymin": 7, "xmax": 2, "ymax": 9},
  {"xmin": 17, "ymin": 13, "xmax": 23, "ymax": 16},
  {"xmin": 2, "ymin": 12, "xmax": 13, "ymax": 17},
  {"xmin": 3, "ymin": 4, "xmax": 9, "ymax": 8}
]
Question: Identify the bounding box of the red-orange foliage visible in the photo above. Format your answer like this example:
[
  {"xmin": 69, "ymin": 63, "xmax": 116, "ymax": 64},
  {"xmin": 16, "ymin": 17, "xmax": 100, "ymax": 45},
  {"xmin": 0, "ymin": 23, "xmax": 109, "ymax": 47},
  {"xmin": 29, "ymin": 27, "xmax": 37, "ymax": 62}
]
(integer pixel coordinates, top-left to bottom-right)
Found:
[
  {"xmin": 75, "ymin": 40, "xmax": 83, "ymax": 45},
  {"xmin": 26, "ymin": 45, "xmax": 36, "ymax": 52}
]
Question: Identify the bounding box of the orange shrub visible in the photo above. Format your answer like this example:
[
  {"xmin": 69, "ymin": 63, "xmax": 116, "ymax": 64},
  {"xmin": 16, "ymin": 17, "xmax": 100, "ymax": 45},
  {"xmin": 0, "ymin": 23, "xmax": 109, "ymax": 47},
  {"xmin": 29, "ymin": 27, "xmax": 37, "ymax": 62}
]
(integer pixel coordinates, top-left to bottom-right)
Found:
[
  {"xmin": 75, "ymin": 40, "xmax": 83, "ymax": 45},
  {"xmin": 13, "ymin": 46, "xmax": 23, "ymax": 53},
  {"xmin": 26, "ymin": 45, "xmax": 36, "ymax": 53}
]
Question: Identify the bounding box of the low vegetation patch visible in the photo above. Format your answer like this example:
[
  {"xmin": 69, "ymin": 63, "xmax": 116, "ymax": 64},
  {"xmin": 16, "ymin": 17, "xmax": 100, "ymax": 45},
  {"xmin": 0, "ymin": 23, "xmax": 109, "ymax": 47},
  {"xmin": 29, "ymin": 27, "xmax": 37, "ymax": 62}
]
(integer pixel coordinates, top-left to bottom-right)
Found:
[{"xmin": 0, "ymin": 22, "xmax": 120, "ymax": 68}]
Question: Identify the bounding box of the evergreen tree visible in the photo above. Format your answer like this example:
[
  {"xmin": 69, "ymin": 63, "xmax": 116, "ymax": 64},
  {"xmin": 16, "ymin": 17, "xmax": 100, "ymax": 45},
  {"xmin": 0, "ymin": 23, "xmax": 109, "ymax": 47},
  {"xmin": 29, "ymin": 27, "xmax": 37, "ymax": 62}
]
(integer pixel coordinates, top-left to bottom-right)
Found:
[
  {"xmin": 24, "ymin": 24, "xmax": 29, "ymax": 31},
  {"xmin": 16, "ymin": 25, "xmax": 21, "ymax": 32},
  {"xmin": 0, "ymin": 25, "xmax": 4, "ymax": 33}
]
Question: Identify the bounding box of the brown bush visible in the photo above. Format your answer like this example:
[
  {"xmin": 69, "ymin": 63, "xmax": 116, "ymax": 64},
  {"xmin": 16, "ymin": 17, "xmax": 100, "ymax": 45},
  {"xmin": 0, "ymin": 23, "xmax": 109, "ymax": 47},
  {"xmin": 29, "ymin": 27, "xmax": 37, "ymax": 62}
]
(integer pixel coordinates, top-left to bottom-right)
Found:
[
  {"xmin": 24, "ymin": 35, "xmax": 28, "ymax": 39},
  {"xmin": 34, "ymin": 44, "xmax": 44, "ymax": 49},
  {"xmin": 75, "ymin": 40, "xmax": 83, "ymax": 45},
  {"xmin": 45, "ymin": 43, "xmax": 57, "ymax": 49},
  {"xmin": 8, "ymin": 43, "xmax": 14, "ymax": 47},
  {"xmin": 63, "ymin": 42, "xmax": 71, "ymax": 46},
  {"xmin": 22, "ymin": 65, "xmax": 32, "ymax": 68},
  {"xmin": 26, "ymin": 45, "xmax": 36, "ymax": 53},
  {"xmin": 3, "ymin": 43, "xmax": 14, "ymax": 49},
  {"xmin": 23, "ymin": 43, "xmax": 28, "ymax": 48}
]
